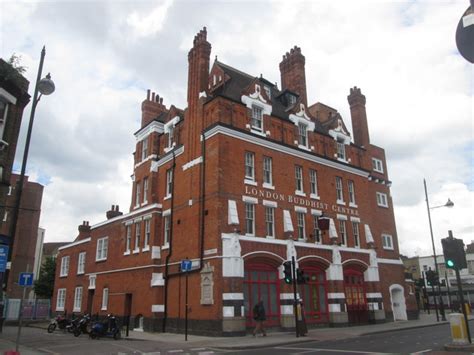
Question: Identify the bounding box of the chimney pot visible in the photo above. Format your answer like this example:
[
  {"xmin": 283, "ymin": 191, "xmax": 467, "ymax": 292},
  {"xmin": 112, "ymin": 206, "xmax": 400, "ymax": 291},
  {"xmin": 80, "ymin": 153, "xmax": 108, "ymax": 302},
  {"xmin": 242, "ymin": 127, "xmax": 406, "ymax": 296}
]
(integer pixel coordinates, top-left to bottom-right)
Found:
[{"xmin": 147, "ymin": 89, "xmax": 151, "ymax": 100}]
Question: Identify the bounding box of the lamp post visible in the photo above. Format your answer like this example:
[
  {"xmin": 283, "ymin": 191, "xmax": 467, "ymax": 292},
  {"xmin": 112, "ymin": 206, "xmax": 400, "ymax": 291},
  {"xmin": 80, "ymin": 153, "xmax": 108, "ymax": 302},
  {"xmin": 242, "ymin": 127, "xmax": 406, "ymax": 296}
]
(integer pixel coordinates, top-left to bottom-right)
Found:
[
  {"xmin": 424, "ymin": 178, "xmax": 453, "ymax": 322},
  {"xmin": 6, "ymin": 46, "xmax": 55, "ymax": 296}
]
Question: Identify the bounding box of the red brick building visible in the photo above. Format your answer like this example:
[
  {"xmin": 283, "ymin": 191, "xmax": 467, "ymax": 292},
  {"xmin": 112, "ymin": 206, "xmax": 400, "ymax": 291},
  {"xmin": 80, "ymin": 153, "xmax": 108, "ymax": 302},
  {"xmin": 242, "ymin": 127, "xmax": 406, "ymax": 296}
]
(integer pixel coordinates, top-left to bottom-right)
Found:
[{"xmin": 53, "ymin": 28, "xmax": 417, "ymax": 335}]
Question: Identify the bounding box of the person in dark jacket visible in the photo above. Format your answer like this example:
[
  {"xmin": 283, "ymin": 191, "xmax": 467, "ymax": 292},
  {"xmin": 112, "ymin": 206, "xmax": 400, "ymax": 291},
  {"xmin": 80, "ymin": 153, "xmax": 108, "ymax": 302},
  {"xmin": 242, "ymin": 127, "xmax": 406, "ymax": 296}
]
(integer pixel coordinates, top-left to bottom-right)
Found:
[{"xmin": 252, "ymin": 299, "xmax": 267, "ymax": 337}]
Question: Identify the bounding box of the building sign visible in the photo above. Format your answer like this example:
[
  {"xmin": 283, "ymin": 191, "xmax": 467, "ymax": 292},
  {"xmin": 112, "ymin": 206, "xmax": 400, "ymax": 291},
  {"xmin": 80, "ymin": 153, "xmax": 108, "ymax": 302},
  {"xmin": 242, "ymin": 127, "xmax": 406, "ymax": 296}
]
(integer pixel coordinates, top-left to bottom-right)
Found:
[
  {"xmin": 244, "ymin": 185, "xmax": 359, "ymax": 216},
  {"xmin": 0, "ymin": 245, "xmax": 8, "ymax": 272}
]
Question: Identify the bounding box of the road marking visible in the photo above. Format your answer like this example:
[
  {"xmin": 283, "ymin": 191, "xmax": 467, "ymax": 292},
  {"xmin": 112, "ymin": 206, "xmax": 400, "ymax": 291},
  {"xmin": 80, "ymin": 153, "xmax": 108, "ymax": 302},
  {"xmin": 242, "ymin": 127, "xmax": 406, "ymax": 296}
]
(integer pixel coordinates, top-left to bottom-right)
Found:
[
  {"xmin": 168, "ymin": 351, "xmax": 184, "ymax": 353},
  {"xmin": 37, "ymin": 348, "xmax": 60, "ymax": 355},
  {"xmin": 412, "ymin": 350, "xmax": 432, "ymax": 354},
  {"xmin": 276, "ymin": 347, "xmax": 392, "ymax": 354},
  {"xmin": 191, "ymin": 349, "xmax": 206, "ymax": 351}
]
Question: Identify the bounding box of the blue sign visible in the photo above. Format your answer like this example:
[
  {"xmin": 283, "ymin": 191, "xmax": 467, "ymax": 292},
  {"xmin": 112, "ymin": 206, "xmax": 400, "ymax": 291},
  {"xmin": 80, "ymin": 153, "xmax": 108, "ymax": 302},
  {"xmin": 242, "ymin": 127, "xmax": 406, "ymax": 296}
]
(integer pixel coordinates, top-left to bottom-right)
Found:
[
  {"xmin": 181, "ymin": 259, "xmax": 192, "ymax": 272},
  {"xmin": 0, "ymin": 245, "xmax": 8, "ymax": 272},
  {"xmin": 18, "ymin": 272, "xmax": 34, "ymax": 287}
]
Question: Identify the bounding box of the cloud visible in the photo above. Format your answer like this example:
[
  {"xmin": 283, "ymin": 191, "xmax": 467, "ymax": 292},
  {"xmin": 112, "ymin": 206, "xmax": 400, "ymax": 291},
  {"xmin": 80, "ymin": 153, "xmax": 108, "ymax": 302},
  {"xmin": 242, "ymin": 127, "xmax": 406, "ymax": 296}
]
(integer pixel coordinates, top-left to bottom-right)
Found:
[{"xmin": 1, "ymin": 1, "xmax": 471, "ymax": 257}]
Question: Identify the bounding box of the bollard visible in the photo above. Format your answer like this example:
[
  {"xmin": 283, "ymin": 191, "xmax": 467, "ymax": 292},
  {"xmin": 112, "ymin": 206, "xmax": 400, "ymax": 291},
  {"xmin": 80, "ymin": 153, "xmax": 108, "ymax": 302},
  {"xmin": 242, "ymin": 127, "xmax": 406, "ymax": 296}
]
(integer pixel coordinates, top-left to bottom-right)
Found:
[{"xmin": 449, "ymin": 313, "xmax": 469, "ymax": 345}]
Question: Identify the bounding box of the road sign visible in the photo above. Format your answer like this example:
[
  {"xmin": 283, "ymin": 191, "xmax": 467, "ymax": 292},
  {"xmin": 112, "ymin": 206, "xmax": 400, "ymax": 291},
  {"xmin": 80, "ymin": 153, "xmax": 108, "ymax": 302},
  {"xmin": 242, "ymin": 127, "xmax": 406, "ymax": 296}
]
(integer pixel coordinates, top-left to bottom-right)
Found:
[
  {"xmin": 0, "ymin": 245, "xmax": 9, "ymax": 272},
  {"xmin": 18, "ymin": 272, "xmax": 34, "ymax": 287},
  {"xmin": 181, "ymin": 259, "xmax": 192, "ymax": 272}
]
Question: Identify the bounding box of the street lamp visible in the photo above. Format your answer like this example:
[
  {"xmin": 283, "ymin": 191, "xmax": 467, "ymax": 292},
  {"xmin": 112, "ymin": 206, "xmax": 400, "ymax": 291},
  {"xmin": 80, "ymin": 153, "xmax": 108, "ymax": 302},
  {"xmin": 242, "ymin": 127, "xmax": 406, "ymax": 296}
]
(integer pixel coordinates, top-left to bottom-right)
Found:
[
  {"xmin": 6, "ymin": 46, "xmax": 55, "ymax": 290},
  {"xmin": 424, "ymin": 178, "xmax": 453, "ymax": 322}
]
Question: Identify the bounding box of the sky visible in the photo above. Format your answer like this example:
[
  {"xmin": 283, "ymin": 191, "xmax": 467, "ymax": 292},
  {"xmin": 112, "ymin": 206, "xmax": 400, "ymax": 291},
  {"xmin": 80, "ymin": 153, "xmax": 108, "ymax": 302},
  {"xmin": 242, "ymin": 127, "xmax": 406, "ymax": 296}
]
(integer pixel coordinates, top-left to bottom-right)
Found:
[{"xmin": 0, "ymin": 0, "xmax": 472, "ymax": 258}]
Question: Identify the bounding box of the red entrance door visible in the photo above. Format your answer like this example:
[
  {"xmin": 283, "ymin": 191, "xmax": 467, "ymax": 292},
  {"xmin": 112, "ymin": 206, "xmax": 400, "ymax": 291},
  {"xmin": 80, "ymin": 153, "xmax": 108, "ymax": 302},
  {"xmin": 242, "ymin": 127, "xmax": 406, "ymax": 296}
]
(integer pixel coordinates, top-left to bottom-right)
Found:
[
  {"xmin": 344, "ymin": 269, "xmax": 368, "ymax": 324},
  {"xmin": 243, "ymin": 264, "xmax": 280, "ymax": 326},
  {"xmin": 299, "ymin": 267, "xmax": 328, "ymax": 323}
]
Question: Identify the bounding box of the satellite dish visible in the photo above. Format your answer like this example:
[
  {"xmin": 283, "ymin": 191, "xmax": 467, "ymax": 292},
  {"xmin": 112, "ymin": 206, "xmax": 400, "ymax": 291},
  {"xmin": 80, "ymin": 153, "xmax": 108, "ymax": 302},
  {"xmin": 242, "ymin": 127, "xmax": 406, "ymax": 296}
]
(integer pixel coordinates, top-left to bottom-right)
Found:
[{"xmin": 455, "ymin": 6, "xmax": 474, "ymax": 63}]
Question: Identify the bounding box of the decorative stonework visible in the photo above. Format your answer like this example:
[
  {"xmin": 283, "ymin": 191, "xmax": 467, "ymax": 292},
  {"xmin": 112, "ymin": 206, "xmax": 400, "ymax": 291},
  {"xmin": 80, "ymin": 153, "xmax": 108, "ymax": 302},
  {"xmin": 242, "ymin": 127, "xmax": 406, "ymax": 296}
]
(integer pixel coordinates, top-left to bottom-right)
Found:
[
  {"xmin": 326, "ymin": 246, "xmax": 343, "ymax": 280},
  {"xmin": 201, "ymin": 262, "xmax": 214, "ymax": 305},
  {"xmin": 222, "ymin": 233, "xmax": 243, "ymax": 277},
  {"xmin": 364, "ymin": 249, "xmax": 380, "ymax": 282}
]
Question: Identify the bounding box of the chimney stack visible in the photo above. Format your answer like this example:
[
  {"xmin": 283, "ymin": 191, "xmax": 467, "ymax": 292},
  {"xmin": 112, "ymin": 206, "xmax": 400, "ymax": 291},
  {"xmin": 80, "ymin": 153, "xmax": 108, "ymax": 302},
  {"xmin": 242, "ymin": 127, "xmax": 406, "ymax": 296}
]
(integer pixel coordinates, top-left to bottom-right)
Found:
[
  {"xmin": 77, "ymin": 221, "xmax": 91, "ymax": 240},
  {"xmin": 347, "ymin": 86, "xmax": 370, "ymax": 148},
  {"xmin": 141, "ymin": 90, "xmax": 167, "ymax": 127},
  {"xmin": 187, "ymin": 27, "xmax": 211, "ymax": 109},
  {"xmin": 106, "ymin": 205, "xmax": 123, "ymax": 220},
  {"xmin": 279, "ymin": 46, "xmax": 307, "ymax": 107}
]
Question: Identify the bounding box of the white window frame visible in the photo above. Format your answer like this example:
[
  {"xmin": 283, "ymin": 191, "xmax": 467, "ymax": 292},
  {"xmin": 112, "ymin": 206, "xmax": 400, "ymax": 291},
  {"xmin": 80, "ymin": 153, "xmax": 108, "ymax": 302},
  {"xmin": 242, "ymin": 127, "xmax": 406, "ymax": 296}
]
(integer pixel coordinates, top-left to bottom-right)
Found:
[
  {"xmin": 163, "ymin": 214, "xmax": 171, "ymax": 247},
  {"xmin": 263, "ymin": 156, "xmax": 273, "ymax": 187},
  {"xmin": 168, "ymin": 125, "xmax": 174, "ymax": 148},
  {"xmin": 245, "ymin": 152, "xmax": 255, "ymax": 181},
  {"xmin": 382, "ymin": 234, "xmax": 394, "ymax": 250},
  {"xmin": 336, "ymin": 176, "xmax": 344, "ymax": 203},
  {"xmin": 96, "ymin": 237, "xmax": 108, "ymax": 261},
  {"xmin": 348, "ymin": 180, "xmax": 356, "ymax": 206},
  {"xmin": 144, "ymin": 219, "xmax": 151, "ymax": 250},
  {"xmin": 125, "ymin": 225, "xmax": 131, "ymax": 254},
  {"xmin": 352, "ymin": 222, "xmax": 360, "ymax": 248},
  {"xmin": 0, "ymin": 100, "xmax": 8, "ymax": 141},
  {"xmin": 309, "ymin": 169, "xmax": 319, "ymax": 198},
  {"xmin": 89, "ymin": 275, "xmax": 96, "ymax": 289},
  {"xmin": 60, "ymin": 256, "xmax": 69, "ymax": 277},
  {"xmin": 135, "ymin": 182, "xmax": 141, "ymax": 207},
  {"xmin": 245, "ymin": 202, "xmax": 255, "ymax": 236},
  {"xmin": 265, "ymin": 207, "xmax": 275, "ymax": 238},
  {"xmin": 372, "ymin": 158, "xmax": 384, "ymax": 173},
  {"xmin": 298, "ymin": 122, "xmax": 308, "ymax": 147},
  {"xmin": 297, "ymin": 212, "xmax": 306, "ymax": 240},
  {"xmin": 251, "ymin": 105, "xmax": 263, "ymax": 132},
  {"xmin": 263, "ymin": 85, "xmax": 271, "ymax": 99},
  {"xmin": 165, "ymin": 169, "xmax": 173, "ymax": 198},
  {"xmin": 313, "ymin": 215, "xmax": 321, "ymax": 244},
  {"xmin": 77, "ymin": 252, "xmax": 86, "ymax": 275},
  {"xmin": 142, "ymin": 136, "xmax": 148, "ymax": 161},
  {"xmin": 143, "ymin": 177, "xmax": 148, "ymax": 204},
  {"xmin": 56, "ymin": 288, "xmax": 66, "ymax": 311},
  {"xmin": 336, "ymin": 139, "xmax": 346, "ymax": 160},
  {"xmin": 295, "ymin": 165, "xmax": 303, "ymax": 194},
  {"xmin": 338, "ymin": 220, "xmax": 347, "ymax": 246},
  {"xmin": 376, "ymin": 192, "xmax": 389, "ymax": 208},
  {"xmin": 134, "ymin": 222, "xmax": 141, "ymax": 253},
  {"xmin": 101, "ymin": 288, "xmax": 109, "ymax": 310},
  {"xmin": 73, "ymin": 286, "xmax": 83, "ymax": 312}
]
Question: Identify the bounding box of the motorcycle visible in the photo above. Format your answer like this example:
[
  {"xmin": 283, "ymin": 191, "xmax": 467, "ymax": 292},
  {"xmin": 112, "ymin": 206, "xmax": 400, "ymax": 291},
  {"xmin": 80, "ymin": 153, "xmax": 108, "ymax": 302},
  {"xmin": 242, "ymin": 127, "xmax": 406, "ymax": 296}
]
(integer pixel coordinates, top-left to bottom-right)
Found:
[
  {"xmin": 47, "ymin": 314, "xmax": 74, "ymax": 333},
  {"xmin": 89, "ymin": 314, "xmax": 121, "ymax": 340},
  {"xmin": 73, "ymin": 314, "xmax": 91, "ymax": 337}
]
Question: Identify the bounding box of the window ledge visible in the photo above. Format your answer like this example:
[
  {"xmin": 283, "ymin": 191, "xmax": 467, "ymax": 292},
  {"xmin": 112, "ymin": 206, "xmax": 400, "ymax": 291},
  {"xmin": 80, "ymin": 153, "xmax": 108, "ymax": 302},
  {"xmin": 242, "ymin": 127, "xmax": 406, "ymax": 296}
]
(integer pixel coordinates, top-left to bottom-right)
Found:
[
  {"xmin": 383, "ymin": 247, "xmax": 394, "ymax": 251},
  {"xmin": 337, "ymin": 200, "xmax": 345, "ymax": 206},
  {"xmin": 266, "ymin": 236, "xmax": 275, "ymax": 239},
  {"xmin": 95, "ymin": 258, "xmax": 107, "ymax": 262},
  {"xmin": 56, "ymin": 307, "xmax": 65, "ymax": 312},
  {"xmin": 250, "ymin": 129, "xmax": 267, "ymax": 137},
  {"xmin": 164, "ymin": 195, "xmax": 172, "ymax": 201},
  {"xmin": 59, "ymin": 274, "xmax": 68, "ymax": 278},
  {"xmin": 349, "ymin": 203, "xmax": 358, "ymax": 208},
  {"xmin": 262, "ymin": 183, "xmax": 275, "ymax": 190},
  {"xmin": 244, "ymin": 179, "xmax": 257, "ymax": 186},
  {"xmin": 245, "ymin": 233, "xmax": 255, "ymax": 237},
  {"xmin": 295, "ymin": 191, "xmax": 306, "ymax": 197},
  {"xmin": 73, "ymin": 308, "xmax": 81, "ymax": 313},
  {"xmin": 133, "ymin": 248, "xmax": 140, "ymax": 254},
  {"xmin": 310, "ymin": 193, "xmax": 320, "ymax": 200},
  {"xmin": 77, "ymin": 272, "xmax": 84, "ymax": 276},
  {"xmin": 142, "ymin": 246, "xmax": 150, "ymax": 252},
  {"xmin": 162, "ymin": 244, "xmax": 170, "ymax": 250},
  {"xmin": 298, "ymin": 144, "xmax": 310, "ymax": 151},
  {"xmin": 123, "ymin": 251, "xmax": 131, "ymax": 256},
  {"xmin": 377, "ymin": 204, "xmax": 389, "ymax": 208},
  {"xmin": 101, "ymin": 307, "xmax": 107, "ymax": 311},
  {"xmin": 337, "ymin": 157, "xmax": 348, "ymax": 163}
]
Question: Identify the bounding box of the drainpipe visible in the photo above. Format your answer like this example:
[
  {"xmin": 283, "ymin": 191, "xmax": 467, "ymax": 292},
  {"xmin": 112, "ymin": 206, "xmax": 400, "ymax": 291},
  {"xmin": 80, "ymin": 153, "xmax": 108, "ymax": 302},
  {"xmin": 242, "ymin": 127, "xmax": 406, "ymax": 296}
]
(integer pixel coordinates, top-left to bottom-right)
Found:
[{"xmin": 162, "ymin": 132, "xmax": 207, "ymax": 331}]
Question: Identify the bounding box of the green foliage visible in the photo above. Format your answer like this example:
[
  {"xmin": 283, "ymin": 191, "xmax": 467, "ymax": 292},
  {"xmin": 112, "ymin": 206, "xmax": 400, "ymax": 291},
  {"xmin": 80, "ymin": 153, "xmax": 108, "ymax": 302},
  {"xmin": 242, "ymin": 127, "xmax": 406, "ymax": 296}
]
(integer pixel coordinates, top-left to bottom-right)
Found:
[
  {"xmin": 7, "ymin": 54, "xmax": 27, "ymax": 75},
  {"xmin": 0, "ymin": 53, "xmax": 27, "ymax": 87},
  {"xmin": 34, "ymin": 256, "xmax": 56, "ymax": 299}
]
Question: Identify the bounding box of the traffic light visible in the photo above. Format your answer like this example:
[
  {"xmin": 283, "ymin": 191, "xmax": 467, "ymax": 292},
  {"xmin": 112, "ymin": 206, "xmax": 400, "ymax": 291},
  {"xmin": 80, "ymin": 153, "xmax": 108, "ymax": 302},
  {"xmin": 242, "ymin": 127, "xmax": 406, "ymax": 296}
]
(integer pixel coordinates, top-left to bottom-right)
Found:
[
  {"xmin": 296, "ymin": 268, "xmax": 309, "ymax": 284},
  {"xmin": 442, "ymin": 237, "xmax": 467, "ymax": 270},
  {"xmin": 283, "ymin": 261, "xmax": 292, "ymax": 284},
  {"xmin": 425, "ymin": 270, "xmax": 439, "ymax": 287}
]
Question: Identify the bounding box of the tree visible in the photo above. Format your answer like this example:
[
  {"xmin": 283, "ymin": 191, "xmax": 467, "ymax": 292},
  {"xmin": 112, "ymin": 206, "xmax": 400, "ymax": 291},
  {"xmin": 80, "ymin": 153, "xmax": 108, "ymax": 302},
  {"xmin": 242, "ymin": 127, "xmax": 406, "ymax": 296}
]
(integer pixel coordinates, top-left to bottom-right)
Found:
[
  {"xmin": 0, "ymin": 53, "xmax": 27, "ymax": 86},
  {"xmin": 34, "ymin": 256, "xmax": 56, "ymax": 299}
]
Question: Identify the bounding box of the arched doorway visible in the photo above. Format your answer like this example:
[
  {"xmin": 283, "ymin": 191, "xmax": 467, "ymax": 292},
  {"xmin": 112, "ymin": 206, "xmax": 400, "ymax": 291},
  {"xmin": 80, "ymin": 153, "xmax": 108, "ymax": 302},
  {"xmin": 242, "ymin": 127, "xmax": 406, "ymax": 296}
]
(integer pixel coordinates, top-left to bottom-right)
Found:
[
  {"xmin": 344, "ymin": 269, "xmax": 368, "ymax": 324},
  {"xmin": 299, "ymin": 266, "xmax": 328, "ymax": 324},
  {"xmin": 243, "ymin": 263, "xmax": 280, "ymax": 327},
  {"xmin": 390, "ymin": 284, "xmax": 407, "ymax": 321}
]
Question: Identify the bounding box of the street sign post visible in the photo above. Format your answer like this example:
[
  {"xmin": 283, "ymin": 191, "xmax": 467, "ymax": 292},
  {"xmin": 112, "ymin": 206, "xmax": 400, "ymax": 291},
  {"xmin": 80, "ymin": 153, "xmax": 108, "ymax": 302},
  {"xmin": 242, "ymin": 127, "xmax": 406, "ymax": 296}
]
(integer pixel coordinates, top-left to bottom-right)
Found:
[
  {"xmin": 18, "ymin": 272, "xmax": 34, "ymax": 287},
  {"xmin": 181, "ymin": 259, "xmax": 192, "ymax": 341}
]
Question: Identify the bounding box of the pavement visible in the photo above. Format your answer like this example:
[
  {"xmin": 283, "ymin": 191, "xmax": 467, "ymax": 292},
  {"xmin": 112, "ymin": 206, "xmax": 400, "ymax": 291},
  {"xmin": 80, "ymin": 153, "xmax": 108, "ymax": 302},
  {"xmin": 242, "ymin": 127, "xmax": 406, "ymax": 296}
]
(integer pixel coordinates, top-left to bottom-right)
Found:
[{"xmin": 2, "ymin": 311, "xmax": 472, "ymax": 353}]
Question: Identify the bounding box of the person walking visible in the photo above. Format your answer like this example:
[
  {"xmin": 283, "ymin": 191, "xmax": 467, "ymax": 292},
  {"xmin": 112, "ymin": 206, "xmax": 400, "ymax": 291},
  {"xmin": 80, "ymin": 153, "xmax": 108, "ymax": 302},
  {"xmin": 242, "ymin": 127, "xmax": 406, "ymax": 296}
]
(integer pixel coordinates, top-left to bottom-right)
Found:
[{"xmin": 252, "ymin": 299, "xmax": 267, "ymax": 337}]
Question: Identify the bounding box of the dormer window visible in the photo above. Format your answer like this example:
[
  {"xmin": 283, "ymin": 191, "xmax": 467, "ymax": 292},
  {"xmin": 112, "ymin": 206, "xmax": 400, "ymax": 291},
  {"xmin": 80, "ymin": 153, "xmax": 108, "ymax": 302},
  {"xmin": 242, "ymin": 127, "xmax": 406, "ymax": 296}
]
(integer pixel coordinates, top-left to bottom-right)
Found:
[
  {"xmin": 336, "ymin": 139, "xmax": 346, "ymax": 160},
  {"xmin": 298, "ymin": 122, "xmax": 308, "ymax": 147},
  {"xmin": 168, "ymin": 125, "xmax": 174, "ymax": 148},
  {"xmin": 263, "ymin": 85, "xmax": 271, "ymax": 99},
  {"xmin": 251, "ymin": 105, "xmax": 263, "ymax": 132},
  {"xmin": 288, "ymin": 94, "xmax": 296, "ymax": 106}
]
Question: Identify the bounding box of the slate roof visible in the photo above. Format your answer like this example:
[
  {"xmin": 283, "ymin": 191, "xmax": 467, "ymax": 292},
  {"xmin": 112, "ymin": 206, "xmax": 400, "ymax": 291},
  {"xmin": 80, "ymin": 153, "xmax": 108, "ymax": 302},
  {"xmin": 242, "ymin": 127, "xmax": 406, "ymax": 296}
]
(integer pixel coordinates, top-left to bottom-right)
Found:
[{"xmin": 211, "ymin": 61, "xmax": 330, "ymax": 135}]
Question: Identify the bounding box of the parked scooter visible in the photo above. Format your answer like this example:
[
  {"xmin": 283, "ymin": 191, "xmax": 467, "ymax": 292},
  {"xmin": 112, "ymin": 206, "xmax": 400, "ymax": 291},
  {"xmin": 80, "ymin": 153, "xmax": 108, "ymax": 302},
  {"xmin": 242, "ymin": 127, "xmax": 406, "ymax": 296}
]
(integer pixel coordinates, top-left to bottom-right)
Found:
[
  {"xmin": 73, "ymin": 314, "xmax": 91, "ymax": 337},
  {"xmin": 47, "ymin": 314, "xmax": 74, "ymax": 333},
  {"xmin": 89, "ymin": 314, "xmax": 121, "ymax": 340}
]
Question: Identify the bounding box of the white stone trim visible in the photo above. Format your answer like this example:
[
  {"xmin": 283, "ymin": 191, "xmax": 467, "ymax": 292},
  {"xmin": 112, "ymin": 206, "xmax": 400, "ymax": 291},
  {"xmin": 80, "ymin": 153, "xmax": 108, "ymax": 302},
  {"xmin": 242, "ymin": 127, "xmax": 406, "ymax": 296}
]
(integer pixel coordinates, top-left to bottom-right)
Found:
[
  {"xmin": 151, "ymin": 304, "xmax": 164, "ymax": 313},
  {"xmin": 336, "ymin": 214, "xmax": 348, "ymax": 221},
  {"xmin": 223, "ymin": 293, "xmax": 244, "ymax": 300},
  {"xmin": 92, "ymin": 204, "xmax": 162, "ymax": 230},
  {"xmin": 228, "ymin": 200, "xmax": 239, "ymax": 225},
  {"xmin": 163, "ymin": 208, "xmax": 171, "ymax": 217},
  {"xmin": 151, "ymin": 246, "xmax": 161, "ymax": 259},
  {"xmin": 151, "ymin": 273, "xmax": 165, "ymax": 287},
  {"xmin": 262, "ymin": 199, "xmax": 277, "ymax": 208},
  {"xmin": 377, "ymin": 258, "xmax": 403, "ymax": 265},
  {"xmin": 182, "ymin": 156, "xmax": 203, "ymax": 171},
  {"xmin": 294, "ymin": 206, "xmax": 307, "ymax": 213},
  {"xmin": 150, "ymin": 145, "xmax": 184, "ymax": 172},
  {"xmin": 0, "ymin": 88, "xmax": 17, "ymax": 105},
  {"xmin": 242, "ymin": 196, "xmax": 258, "ymax": 204},
  {"xmin": 364, "ymin": 224, "xmax": 375, "ymax": 244},
  {"xmin": 280, "ymin": 293, "xmax": 297, "ymax": 300},
  {"xmin": 328, "ymin": 304, "xmax": 341, "ymax": 313},
  {"xmin": 368, "ymin": 302, "xmax": 380, "ymax": 310},
  {"xmin": 327, "ymin": 292, "xmax": 345, "ymax": 299},
  {"xmin": 58, "ymin": 238, "xmax": 91, "ymax": 251},
  {"xmin": 163, "ymin": 116, "xmax": 181, "ymax": 134},
  {"xmin": 350, "ymin": 217, "xmax": 361, "ymax": 222},
  {"xmin": 366, "ymin": 292, "xmax": 383, "ymax": 298},
  {"xmin": 280, "ymin": 305, "xmax": 294, "ymax": 315},
  {"xmin": 223, "ymin": 306, "xmax": 235, "ymax": 317},
  {"xmin": 311, "ymin": 209, "xmax": 323, "ymax": 216},
  {"xmin": 135, "ymin": 121, "xmax": 164, "ymax": 142},
  {"xmin": 203, "ymin": 125, "xmax": 369, "ymax": 177}
]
